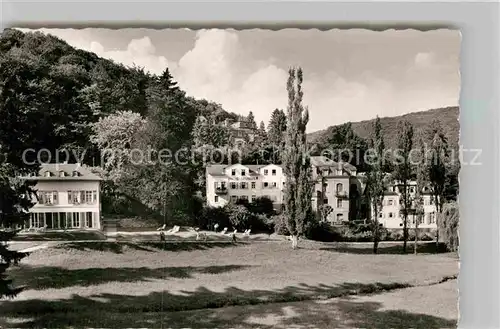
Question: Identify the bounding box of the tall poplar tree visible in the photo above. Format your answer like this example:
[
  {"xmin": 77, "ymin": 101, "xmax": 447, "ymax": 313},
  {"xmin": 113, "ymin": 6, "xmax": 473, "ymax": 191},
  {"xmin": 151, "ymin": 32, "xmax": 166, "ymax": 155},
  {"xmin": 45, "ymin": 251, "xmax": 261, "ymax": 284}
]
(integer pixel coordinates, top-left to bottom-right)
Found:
[
  {"xmin": 282, "ymin": 67, "xmax": 312, "ymax": 249},
  {"xmin": 366, "ymin": 116, "xmax": 386, "ymax": 254},
  {"xmin": 413, "ymin": 131, "xmax": 427, "ymax": 255},
  {"xmin": 394, "ymin": 120, "xmax": 414, "ymax": 253},
  {"xmin": 427, "ymin": 120, "xmax": 449, "ymax": 250}
]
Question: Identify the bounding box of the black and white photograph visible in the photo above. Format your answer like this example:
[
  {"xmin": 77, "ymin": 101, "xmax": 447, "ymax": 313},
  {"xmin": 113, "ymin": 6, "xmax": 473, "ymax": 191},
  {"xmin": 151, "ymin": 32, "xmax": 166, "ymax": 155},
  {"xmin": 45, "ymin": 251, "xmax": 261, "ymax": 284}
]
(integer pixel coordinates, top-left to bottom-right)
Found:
[{"xmin": 0, "ymin": 27, "xmax": 460, "ymax": 328}]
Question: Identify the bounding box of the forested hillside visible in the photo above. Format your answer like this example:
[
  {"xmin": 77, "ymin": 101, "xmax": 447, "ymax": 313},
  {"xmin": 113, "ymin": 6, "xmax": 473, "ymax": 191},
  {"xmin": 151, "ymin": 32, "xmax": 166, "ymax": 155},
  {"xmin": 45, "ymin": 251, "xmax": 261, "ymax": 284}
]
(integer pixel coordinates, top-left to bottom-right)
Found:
[{"xmin": 308, "ymin": 106, "xmax": 459, "ymax": 149}]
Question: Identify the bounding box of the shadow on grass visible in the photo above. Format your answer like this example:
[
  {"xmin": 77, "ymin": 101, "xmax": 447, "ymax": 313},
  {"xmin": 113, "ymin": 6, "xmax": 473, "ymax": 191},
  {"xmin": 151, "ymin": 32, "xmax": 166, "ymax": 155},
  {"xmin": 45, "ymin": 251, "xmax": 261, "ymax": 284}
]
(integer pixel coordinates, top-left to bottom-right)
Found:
[
  {"xmin": 55, "ymin": 241, "xmax": 245, "ymax": 254},
  {"xmin": 10, "ymin": 264, "xmax": 252, "ymax": 290},
  {"xmin": 321, "ymin": 242, "xmax": 450, "ymax": 255},
  {"xmin": 0, "ymin": 281, "xmax": 456, "ymax": 328},
  {"xmin": 12, "ymin": 231, "xmax": 107, "ymax": 241}
]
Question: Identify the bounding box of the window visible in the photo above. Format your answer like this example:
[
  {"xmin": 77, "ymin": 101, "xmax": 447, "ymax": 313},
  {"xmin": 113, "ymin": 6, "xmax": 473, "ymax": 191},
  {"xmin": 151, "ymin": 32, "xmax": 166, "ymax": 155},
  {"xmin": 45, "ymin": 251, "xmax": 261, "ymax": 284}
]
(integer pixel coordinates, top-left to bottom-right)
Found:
[
  {"xmin": 429, "ymin": 212, "xmax": 436, "ymax": 224},
  {"xmin": 272, "ymin": 169, "xmax": 276, "ymax": 176},
  {"xmin": 336, "ymin": 183, "xmax": 343, "ymax": 192},
  {"xmin": 85, "ymin": 212, "xmax": 93, "ymax": 228},
  {"xmin": 410, "ymin": 187, "xmax": 415, "ymax": 193},
  {"xmin": 283, "ymin": 182, "xmax": 286, "ymax": 187},
  {"xmin": 336, "ymin": 213, "xmax": 343, "ymax": 222},
  {"xmin": 264, "ymin": 169, "xmax": 268, "ymax": 175},
  {"xmin": 379, "ymin": 213, "xmax": 383, "ymax": 218},
  {"xmin": 336, "ymin": 169, "xmax": 342, "ymax": 176},
  {"xmin": 337, "ymin": 199, "xmax": 342, "ymax": 208},
  {"xmin": 430, "ymin": 198, "xmax": 435, "ymax": 205},
  {"xmin": 72, "ymin": 212, "xmax": 80, "ymax": 228},
  {"xmin": 389, "ymin": 212, "xmax": 393, "ymax": 218},
  {"xmin": 323, "ymin": 198, "xmax": 329, "ymax": 204},
  {"xmin": 251, "ymin": 182, "xmax": 256, "ymax": 189},
  {"xmin": 240, "ymin": 182, "xmax": 247, "ymax": 189},
  {"xmin": 251, "ymin": 195, "xmax": 256, "ymax": 202},
  {"xmin": 214, "ymin": 195, "xmax": 219, "ymax": 203},
  {"xmin": 241, "ymin": 195, "xmax": 249, "ymax": 201},
  {"xmin": 263, "ymin": 182, "xmax": 269, "ymax": 188},
  {"xmin": 39, "ymin": 191, "xmax": 58, "ymax": 205},
  {"xmin": 230, "ymin": 182, "xmax": 237, "ymax": 189},
  {"xmin": 231, "ymin": 196, "xmax": 238, "ymax": 203},
  {"xmin": 58, "ymin": 212, "xmax": 66, "ymax": 229},
  {"xmin": 272, "ymin": 182, "xmax": 277, "ymax": 188},
  {"xmin": 231, "ymin": 169, "xmax": 236, "ymax": 176},
  {"xmin": 241, "ymin": 169, "xmax": 246, "ymax": 176},
  {"xmin": 388, "ymin": 199, "xmax": 393, "ymax": 206}
]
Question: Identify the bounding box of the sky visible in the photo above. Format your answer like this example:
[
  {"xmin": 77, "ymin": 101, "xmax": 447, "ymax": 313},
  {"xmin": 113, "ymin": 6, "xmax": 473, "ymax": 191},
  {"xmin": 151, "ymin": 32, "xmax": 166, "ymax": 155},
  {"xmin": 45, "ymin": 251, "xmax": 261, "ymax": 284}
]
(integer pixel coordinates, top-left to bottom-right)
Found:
[{"xmin": 22, "ymin": 28, "xmax": 461, "ymax": 133}]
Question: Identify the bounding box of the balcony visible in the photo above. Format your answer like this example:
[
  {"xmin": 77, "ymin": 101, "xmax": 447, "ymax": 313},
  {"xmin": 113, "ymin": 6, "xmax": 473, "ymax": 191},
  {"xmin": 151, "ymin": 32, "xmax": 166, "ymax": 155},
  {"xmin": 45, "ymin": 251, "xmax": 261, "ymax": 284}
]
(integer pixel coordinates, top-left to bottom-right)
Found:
[
  {"xmin": 215, "ymin": 186, "xmax": 228, "ymax": 195},
  {"xmin": 335, "ymin": 191, "xmax": 349, "ymax": 199}
]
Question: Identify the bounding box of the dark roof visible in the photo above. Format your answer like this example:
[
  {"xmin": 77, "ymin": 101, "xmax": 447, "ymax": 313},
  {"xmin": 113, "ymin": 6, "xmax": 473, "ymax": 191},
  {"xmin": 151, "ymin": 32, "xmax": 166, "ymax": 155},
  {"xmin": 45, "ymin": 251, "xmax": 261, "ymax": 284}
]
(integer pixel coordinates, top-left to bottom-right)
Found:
[
  {"xmin": 383, "ymin": 191, "xmax": 399, "ymax": 196},
  {"xmin": 206, "ymin": 164, "xmax": 282, "ymax": 176},
  {"xmin": 310, "ymin": 156, "xmax": 357, "ymax": 174},
  {"xmin": 21, "ymin": 163, "xmax": 102, "ymax": 181}
]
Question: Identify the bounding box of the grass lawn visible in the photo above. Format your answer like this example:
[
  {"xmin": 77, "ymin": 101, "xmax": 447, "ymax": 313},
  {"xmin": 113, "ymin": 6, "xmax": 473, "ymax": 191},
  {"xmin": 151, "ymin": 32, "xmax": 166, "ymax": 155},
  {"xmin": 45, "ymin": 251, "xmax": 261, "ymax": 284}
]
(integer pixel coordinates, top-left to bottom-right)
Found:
[{"xmin": 1, "ymin": 240, "xmax": 458, "ymax": 328}]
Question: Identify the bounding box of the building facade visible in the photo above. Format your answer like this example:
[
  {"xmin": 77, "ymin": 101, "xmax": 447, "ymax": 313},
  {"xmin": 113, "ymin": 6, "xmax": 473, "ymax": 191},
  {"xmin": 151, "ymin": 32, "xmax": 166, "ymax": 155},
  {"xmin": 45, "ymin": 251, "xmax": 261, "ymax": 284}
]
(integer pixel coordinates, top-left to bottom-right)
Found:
[
  {"xmin": 206, "ymin": 163, "xmax": 286, "ymax": 210},
  {"xmin": 21, "ymin": 163, "xmax": 102, "ymax": 230},
  {"xmin": 205, "ymin": 156, "xmax": 358, "ymax": 224},
  {"xmin": 206, "ymin": 157, "xmax": 439, "ymax": 229},
  {"xmin": 376, "ymin": 180, "xmax": 438, "ymax": 229}
]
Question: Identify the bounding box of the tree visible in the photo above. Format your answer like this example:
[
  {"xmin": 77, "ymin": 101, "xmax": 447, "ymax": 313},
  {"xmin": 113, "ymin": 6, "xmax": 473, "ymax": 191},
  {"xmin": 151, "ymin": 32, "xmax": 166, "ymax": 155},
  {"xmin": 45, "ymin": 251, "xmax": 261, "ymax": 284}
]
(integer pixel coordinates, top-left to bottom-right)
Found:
[
  {"xmin": 366, "ymin": 116, "xmax": 386, "ymax": 254},
  {"xmin": 413, "ymin": 131, "xmax": 427, "ymax": 255},
  {"xmin": 426, "ymin": 120, "xmax": 449, "ymax": 250},
  {"xmin": 267, "ymin": 109, "xmax": 287, "ymax": 147},
  {"xmin": 319, "ymin": 204, "xmax": 333, "ymax": 222},
  {"xmin": 247, "ymin": 111, "xmax": 257, "ymax": 130},
  {"xmin": 0, "ymin": 164, "xmax": 38, "ymax": 299},
  {"xmin": 225, "ymin": 204, "xmax": 251, "ymax": 229},
  {"xmin": 282, "ymin": 67, "xmax": 313, "ymax": 249},
  {"xmin": 441, "ymin": 202, "xmax": 459, "ymax": 252},
  {"xmin": 393, "ymin": 120, "xmax": 414, "ymax": 253},
  {"xmin": 90, "ymin": 111, "xmax": 147, "ymax": 183},
  {"xmin": 258, "ymin": 121, "xmax": 268, "ymax": 145}
]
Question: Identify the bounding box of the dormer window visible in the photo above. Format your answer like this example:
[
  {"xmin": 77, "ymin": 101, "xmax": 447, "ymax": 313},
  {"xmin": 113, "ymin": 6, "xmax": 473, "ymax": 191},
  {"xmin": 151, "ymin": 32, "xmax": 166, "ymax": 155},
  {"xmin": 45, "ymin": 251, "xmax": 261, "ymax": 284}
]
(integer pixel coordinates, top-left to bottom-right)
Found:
[
  {"xmin": 72, "ymin": 171, "xmax": 80, "ymax": 177},
  {"xmin": 241, "ymin": 169, "xmax": 246, "ymax": 176},
  {"xmin": 59, "ymin": 171, "xmax": 66, "ymax": 177},
  {"xmin": 44, "ymin": 171, "xmax": 52, "ymax": 177}
]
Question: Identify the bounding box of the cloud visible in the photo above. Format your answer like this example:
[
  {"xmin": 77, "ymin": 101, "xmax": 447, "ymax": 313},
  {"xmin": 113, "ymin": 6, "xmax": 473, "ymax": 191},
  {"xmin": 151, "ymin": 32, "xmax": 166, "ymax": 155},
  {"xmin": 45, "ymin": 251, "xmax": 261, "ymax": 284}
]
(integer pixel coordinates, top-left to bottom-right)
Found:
[
  {"xmin": 23, "ymin": 28, "xmax": 460, "ymax": 132},
  {"xmin": 89, "ymin": 37, "xmax": 172, "ymax": 74}
]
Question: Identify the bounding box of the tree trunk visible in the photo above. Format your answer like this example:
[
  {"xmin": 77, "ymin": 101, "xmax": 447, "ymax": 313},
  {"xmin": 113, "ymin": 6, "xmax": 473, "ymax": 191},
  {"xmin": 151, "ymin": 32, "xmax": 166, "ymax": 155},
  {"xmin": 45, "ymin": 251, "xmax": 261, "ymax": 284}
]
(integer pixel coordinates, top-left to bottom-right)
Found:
[
  {"xmin": 435, "ymin": 211, "xmax": 440, "ymax": 252},
  {"xmin": 403, "ymin": 214, "xmax": 408, "ymax": 253},
  {"xmin": 291, "ymin": 235, "xmax": 298, "ymax": 249},
  {"xmin": 414, "ymin": 222, "xmax": 419, "ymax": 255},
  {"xmin": 373, "ymin": 221, "xmax": 379, "ymax": 254}
]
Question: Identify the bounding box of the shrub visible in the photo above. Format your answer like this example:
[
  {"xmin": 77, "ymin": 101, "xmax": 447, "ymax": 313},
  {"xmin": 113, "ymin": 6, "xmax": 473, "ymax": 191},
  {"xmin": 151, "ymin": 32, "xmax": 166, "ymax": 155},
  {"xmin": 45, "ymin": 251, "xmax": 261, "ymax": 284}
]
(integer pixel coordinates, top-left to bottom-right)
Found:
[
  {"xmin": 247, "ymin": 197, "xmax": 275, "ymax": 217},
  {"xmin": 419, "ymin": 231, "xmax": 434, "ymax": 241},
  {"xmin": 305, "ymin": 221, "xmax": 344, "ymax": 242},
  {"xmin": 248, "ymin": 213, "xmax": 273, "ymax": 233},
  {"xmin": 441, "ymin": 202, "xmax": 459, "ymax": 251},
  {"xmin": 225, "ymin": 204, "xmax": 251, "ymax": 230},
  {"xmin": 198, "ymin": 206, "xmax": 229, "ymax": 230}
]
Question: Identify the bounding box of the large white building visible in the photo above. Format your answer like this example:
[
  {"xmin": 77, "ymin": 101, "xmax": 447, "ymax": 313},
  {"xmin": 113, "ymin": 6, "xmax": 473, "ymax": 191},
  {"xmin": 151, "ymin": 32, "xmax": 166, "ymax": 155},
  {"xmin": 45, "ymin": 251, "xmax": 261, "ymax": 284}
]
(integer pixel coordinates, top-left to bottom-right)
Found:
[
  {"xmin": 21, "ymin": 163, "xmax": 102, "ymax": 230},
  {"xmin": 206, "ymin": 163, "xmax": 286, "ymax": 209}
]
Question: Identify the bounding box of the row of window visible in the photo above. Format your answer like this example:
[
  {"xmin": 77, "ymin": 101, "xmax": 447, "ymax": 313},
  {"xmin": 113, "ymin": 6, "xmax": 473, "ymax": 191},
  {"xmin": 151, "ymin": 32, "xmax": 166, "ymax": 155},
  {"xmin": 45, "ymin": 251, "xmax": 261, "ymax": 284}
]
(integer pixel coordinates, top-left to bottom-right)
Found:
[
  {"xmin": 230, "ymin": 168, "xmax": 278, "ymax": 176},
  {"xmin": 28, "ymin": 212, "xmax": 98, "ymax": 229},
  {"xmin": 384, "ymin": 198, "xmax": 435, "ymax": 206},
  {"xmin": 379, "ymin": 212, "xmax": 436, "ymax": 224},
  {"xmin": 214, "ymin": 195, "xmax": 281, "ymax": 203},
  {"xmin": 322, "ymin": 198, "xmax": 344, "ymax": 208},
  {"xmin": 218, "ymin": 182, "xmax": 285, "ymax": 189},
  {"xmin": 37, "ymin": 190, "xmax": 98, "ymax": 205}
]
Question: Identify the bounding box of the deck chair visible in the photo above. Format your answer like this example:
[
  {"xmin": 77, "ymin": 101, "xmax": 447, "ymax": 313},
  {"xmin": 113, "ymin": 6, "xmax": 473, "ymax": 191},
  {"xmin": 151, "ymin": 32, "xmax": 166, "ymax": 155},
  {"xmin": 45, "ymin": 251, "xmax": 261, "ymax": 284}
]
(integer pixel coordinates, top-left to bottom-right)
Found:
[
  {"xmin": 244, "ymin": 229, "xmax": 251, "ymax": 236},
  {"xmin": 221, "ymin": 227, "xmax": 228, "ymax": 235},
  {"xmin": 173, "ymin": 225, "xmax": 180, "ymax": 233},
  {"xmin": 157, "ymin": 224, "xmax": 166, "ymax": 231}
]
